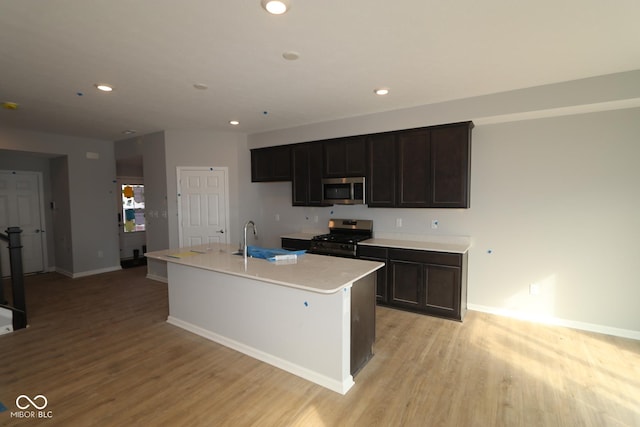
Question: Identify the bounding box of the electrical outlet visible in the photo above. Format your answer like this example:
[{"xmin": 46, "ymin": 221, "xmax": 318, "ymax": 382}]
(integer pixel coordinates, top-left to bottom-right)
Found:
[
  {"xmin": 396, "ymin": 218, "xmax": 402, "ymax": 227},
  {"xmin": 275, "ymin": 214, "xmax": 280, "ymax": 221},
  {"xmin": 431, "ymin": 219, "xmax": 439, "ymax": 229},
  {"xmin": 98, "ymin": 250, "xmax": 104, "ymax": 258}
]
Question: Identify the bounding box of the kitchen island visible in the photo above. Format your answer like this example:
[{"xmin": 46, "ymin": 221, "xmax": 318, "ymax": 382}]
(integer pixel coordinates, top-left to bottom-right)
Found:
[{"xmin": 145, "ymin": 243, "xmax": 383, "ymax": 394}]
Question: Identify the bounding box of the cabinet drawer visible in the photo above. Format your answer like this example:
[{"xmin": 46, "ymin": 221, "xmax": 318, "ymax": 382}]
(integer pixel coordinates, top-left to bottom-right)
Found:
[
  {"xmin": 389, "ymin": 248, "xmax": 461, "ymax": 267},
  {"xmin": 358, "ymin": 245, "xmax": 388, "ymax": 259}
]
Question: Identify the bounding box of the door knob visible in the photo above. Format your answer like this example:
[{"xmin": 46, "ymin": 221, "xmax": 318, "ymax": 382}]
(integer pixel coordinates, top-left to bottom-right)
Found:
[{"xmin": 217, "ymin": 229, "xmax": 224, "ymax": 233}]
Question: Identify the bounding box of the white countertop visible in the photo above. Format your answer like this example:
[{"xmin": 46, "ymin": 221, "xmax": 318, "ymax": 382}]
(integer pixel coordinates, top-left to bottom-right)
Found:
[
  {"xmin": 146, "ymin": 243, "xmax": 383, "ymax": 294},
  {"xmin": 360, "ymin": 237, "xmax": 470, "ymax": 254},
  {"xmin": 281, "ymin": 232, "xmax": 318, "ymax": 240},
  {"xmin": 281, "ymin": 232, "xmax": 471, "ymax": 254}
]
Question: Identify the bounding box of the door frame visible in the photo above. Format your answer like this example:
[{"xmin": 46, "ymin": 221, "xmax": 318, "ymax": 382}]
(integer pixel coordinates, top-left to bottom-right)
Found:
[
  {"xmin": 176, "ymin": 166, "xmax": 231, "ymax": 247},
  {"xmin": 116, "ymin": 176, "xmax": 146, "ymax": 260}
]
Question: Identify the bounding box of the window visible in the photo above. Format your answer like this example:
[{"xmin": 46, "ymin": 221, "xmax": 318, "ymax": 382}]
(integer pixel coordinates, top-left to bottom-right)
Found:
[{"xmin": 122, "ymin": 184, "xmax": 145, "ymax": 232}]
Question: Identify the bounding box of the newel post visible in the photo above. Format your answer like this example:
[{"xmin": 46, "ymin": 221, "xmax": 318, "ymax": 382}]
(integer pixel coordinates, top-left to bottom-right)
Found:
[{"xmin": 7, "ymin": 227, "xmax": 27, "ymax": 329}]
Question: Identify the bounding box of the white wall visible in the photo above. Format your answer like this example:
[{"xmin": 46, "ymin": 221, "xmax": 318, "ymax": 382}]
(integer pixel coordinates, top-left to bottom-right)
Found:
[
  {"xmin": 141, "ymin": 131, "xmax": 169, "ymax": 280},
  {"xmin": 50, "ymin": 156, "xmax": 72, "ymax": 273},
  {"xmin": 470, "ymin": 108, "xmax": 640, "ymax": 333},
  {"xmin": 243, "ymin": 71, "xmax": 640, "ymax": 337},
  {"xmin": 0, "ymin": 151, "xmax": 56, "ymax": 270},
  {"xmin": 0, "ymin": 128, "xmax": 120, "ymax": 276},
  {"xmin": 163, "ymin": 130, "xmax": 248, "ymax": 250}
]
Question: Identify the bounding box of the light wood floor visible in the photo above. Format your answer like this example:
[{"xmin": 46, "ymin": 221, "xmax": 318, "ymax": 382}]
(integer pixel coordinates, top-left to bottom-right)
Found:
[{"xmin": 1, "ymin": 268, "xmax": 639, "ymax": 426}]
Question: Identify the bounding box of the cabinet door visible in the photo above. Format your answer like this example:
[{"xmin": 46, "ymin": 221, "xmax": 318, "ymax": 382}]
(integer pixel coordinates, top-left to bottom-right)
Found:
[
  {"xmin": 389, "ymin": 260, "xmax": 421, "ymax": 309},
  {"xmin": 425, "ymin": 264, "xmax": 461, "ymax": 319},
  {"xmin": 291, "ymin": 144, "xmax": 309, "ymax": 206},
  {"xmin": 397, "ymin": 129, "xmax": 431, "ymax": 207},
  {"xmin": 358, "ymin": 245, "xmax": 388, "ymax": 303},
  {"xmin": 344, "ymin": 136, "xmax": 366, "ymax": 176},
  {"xmin": 307, "ymin": 143, "xmax": 326, "ymax": 205},
  {"xmin": 324, "ymin": 136, "xmax": 366, "ymax": 177},
  {"xmin": 360, "ymin": 256, "xmax": 387, "ymax": 303},
  {"xmin": 292, "ymin": 143, "xmax": 327, "ymax": 206},
  {"xmin": 366, "ymin": 133, "xmax": 396, "ymax": 207},
  {"xmin": 323, "ymin": 138, "xmax": 344, "ymax": 177},
  {"xmin": 429, "ymin": 122, "xmax": 472, "ymax": 208},
  {"xmin": 323, "ymin": 136, "xmax": 367, "ymax": 178},
  {"xmin": 251, "ymin": 146, "xmax": 292, "ymax": 182}
]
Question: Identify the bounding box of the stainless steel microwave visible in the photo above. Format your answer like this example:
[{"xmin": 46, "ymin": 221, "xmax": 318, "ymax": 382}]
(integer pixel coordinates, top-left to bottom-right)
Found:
[{"xmin": 321, "ymin": 177, "xmax": 365, "ymax": 205}]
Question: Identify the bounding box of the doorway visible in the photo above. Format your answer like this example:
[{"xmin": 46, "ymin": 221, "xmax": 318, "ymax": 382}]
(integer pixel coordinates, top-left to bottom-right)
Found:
[
  {"xmin": 0, "ymin": 170, "xmax": 47, "ymax": 276},
  {"xmin": 177, "ymin": 167, "xmax": 230, "ymax": 247},
  {"xmin": 117, "ymin": 177, "xmax": 147, "ymax": 267}
]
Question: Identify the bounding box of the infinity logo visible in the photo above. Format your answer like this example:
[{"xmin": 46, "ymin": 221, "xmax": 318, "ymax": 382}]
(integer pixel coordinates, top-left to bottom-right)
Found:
[{"xmin": 15, "ymin": 395, "xmax": 48, "ymax": 410}]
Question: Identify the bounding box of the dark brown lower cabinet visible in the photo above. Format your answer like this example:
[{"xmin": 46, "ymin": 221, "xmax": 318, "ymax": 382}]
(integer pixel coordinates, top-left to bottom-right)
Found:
[
  {"xmin": 282, "ymin": 239, "xmax": 468, "ymax": 321},
  {"xmin": 390, "ymin": 260, "xmax": 422, "ymax": 309},
  {"xmin": 357, "ymin": 245, "xmax": 388, "ymax": 304},
  {"xmin": 387, "ymin": 248, "xmax": 467, "ymax": 321},
  {"xmin": 424, "ymin": 264, "xmax": 461, "ymax": 319},
  {"xmin": 281, "ymin": 238, "xmax": 311, "ymax": 251}
]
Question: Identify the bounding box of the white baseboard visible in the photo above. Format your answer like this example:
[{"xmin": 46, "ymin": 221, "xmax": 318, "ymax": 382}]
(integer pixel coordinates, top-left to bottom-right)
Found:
[
  {"xmin": 55, "ymin": 265, "xmax": 122, "ymax": 278},
  {"xmin": 468, "ymin": 304, "xmax": 640, "ymax": 341},
  {"xmin": 167, "ymin": 316, "xmax": 354, "ymax": 395},
  {"xmin": 55, "ymin": 267, "xmax": 73, "ymax": 278},
  {"xmin": 146, "ymin": 273, "xmax": 168, "ymax": 283}
]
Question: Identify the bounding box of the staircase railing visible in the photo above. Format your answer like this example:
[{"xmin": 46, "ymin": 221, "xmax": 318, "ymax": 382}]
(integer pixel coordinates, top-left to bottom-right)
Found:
[{"xmin": 0, "ymin": 227, "xmax": 27, "ymax": 331}]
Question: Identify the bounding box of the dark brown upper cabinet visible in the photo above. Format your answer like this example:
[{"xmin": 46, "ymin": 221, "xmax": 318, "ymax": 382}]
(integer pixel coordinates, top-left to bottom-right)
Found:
[
  {"xmin": 397, "ymin": 128, "xmax": 431, "ymax": 207},
  {"xmin": 291, "ymin": 142, "xmax": 328, "ymax": 206},
  {"xmin": 429, "ymin": 122, "xmax": 472, "ymax": 208},
  {"xmin": 253, "ymin": 121, "xmax": 472, "ymax": 208},
  {"xmin": 366, "ymin": 132, "xmax": 397, "ymax": 207},
  {"xmin": 366, "ymin": 121, "xmax": 472, "ymax": 208},
  {"xmin": 251, "ymin": 145, "xmax": 291, "ymax": 182},
  {"xmin": 323, "ymin": 136, "xmax": 367, "ymax": 177}
]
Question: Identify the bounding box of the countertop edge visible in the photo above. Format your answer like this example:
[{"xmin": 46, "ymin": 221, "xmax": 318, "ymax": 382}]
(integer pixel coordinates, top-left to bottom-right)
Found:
[
  {"xmin": 280, "ymin": 233, "xmax": 317, "ymax": 240},
  {"xmin": 360, "ymin": 238, "xmax": 470, "ymax": 254},
  {"xmin": 146, "ymin": 244, "xmax": 383, "ymax": 294},
  {"xmin": 280, "ymin": 233, "xmax": 471, "ymax": 253}
]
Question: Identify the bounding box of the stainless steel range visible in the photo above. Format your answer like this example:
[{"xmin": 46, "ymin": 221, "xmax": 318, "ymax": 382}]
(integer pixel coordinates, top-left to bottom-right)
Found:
[{"xmin": 309, "ymin": 219, "xmax": 373, "ymax": 258}]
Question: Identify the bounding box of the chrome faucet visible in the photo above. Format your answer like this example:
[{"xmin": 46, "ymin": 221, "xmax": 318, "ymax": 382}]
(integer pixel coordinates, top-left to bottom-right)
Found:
[{"xmin": 243, "ymin": 220, "xmax": 257, "ymax": 261}]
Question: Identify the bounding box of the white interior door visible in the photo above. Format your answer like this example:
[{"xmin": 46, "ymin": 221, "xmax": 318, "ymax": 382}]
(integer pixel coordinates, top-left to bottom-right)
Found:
[
  {"xmin": 0, "ymin": 170, "xmax": 46, "ymax": 276},
  {"xmin": 177, "ymin": 167, "xmax": 230, "ymax": 247}
]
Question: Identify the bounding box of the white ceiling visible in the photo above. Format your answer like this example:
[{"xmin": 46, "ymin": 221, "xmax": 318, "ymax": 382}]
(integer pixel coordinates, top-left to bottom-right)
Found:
[{"xmin": 1, "ymin": 0, "xmax": 639, "ymax": 141}]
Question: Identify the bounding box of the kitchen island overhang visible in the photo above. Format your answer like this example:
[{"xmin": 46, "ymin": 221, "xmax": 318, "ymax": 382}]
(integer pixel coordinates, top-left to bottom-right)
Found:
[{"xmin": 146, "ymin": 244, "xmax": 383, "ymax": 395}]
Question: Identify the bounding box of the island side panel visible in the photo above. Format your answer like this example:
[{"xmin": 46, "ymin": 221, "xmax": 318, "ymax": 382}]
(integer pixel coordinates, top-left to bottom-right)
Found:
[
  {"xmin": 350, "ymin": 273, "xmax": 376, "ymax": 376},
  {"xmin": 166, "ymin": 262, "xmax": 354, "ymax": 394}
]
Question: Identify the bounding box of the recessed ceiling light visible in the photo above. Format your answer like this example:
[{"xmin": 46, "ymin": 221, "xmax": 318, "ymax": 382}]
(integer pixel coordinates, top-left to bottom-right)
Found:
[
  {"xmin": 374, "ymin": 88, "xmax": 390, "ymax": 96},
  {"xmin": 261, "ymin": 0, "xmax": 289, "ymax": 15},
  {"xmin": 229, "ymin": 120, "xmax": 240, "ymax": 126},
  {"xmin": 122, "ymin": 129, "xmax": 137, "ymax": 135},
  {"xmin": 95, "ymin": 84, "xmax": 114, "ymax": 92}
]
